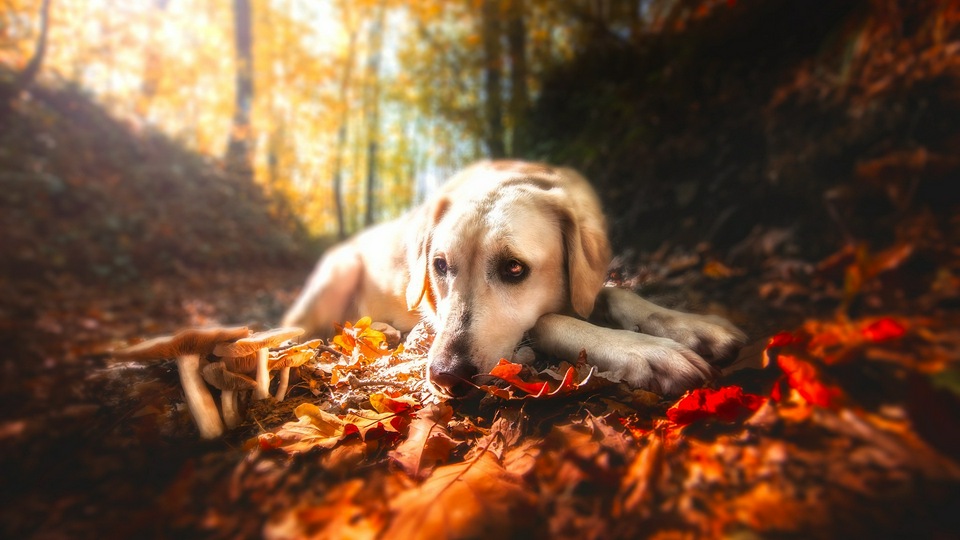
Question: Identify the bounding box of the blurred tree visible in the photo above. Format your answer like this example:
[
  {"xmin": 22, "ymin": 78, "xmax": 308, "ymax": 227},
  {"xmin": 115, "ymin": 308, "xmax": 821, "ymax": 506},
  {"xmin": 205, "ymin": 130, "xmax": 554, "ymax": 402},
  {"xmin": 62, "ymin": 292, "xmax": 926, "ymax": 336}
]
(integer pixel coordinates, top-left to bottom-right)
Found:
[
  {"xmin": 0, "ymin": 0, "xmax": 50, "ymax": 122},
  {"xmin": 481, "ymin": 0, "xmax": 506, "ymax": 158},
  {"xmin": 226, "ymin": 0, "xmax": 255, "ymax": 182},
  {"xmin": 363, "ymin": 0, "xmax": 386, "ymax": 227},
  {"xmin": 332, "ymin": 1, "xmax": 359, "ymax": 239},
  {"xmin": 506, "ymin": 0, "xmax": 529, "ymax": 156}
]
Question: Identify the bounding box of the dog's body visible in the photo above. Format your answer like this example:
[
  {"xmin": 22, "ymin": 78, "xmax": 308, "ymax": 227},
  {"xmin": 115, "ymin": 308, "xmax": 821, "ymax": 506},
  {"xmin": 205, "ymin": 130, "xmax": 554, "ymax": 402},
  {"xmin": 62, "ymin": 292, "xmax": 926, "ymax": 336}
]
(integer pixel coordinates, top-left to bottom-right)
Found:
[{"xmin": 283, "ymin": 161, "xmax": 745, "ymax": 397}]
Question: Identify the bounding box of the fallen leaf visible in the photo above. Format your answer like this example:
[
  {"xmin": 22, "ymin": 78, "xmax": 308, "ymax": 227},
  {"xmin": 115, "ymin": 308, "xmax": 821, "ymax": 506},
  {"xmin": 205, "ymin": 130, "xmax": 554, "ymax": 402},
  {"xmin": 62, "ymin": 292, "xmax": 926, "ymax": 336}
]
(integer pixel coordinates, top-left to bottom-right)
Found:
[
  {"xmin": 482, "ymin": 359, "xmax": 590, "ymax": 399},
  {"xmin": 390, "ymin": 403, "xmax": 457, "ymax": 478},
  {"xmin": 260, "ymin": 403, "xmax": 346, "ymax": 453},
  {"xmin": 861, "ymin": 317, "xmax": 907, "ymax": 342},
  {"xmin": 333, "ymin": 316, "xmax": 390, "ymax": 360},
  {"xmin": 666, "ymin": 386, "xmax": 766, "ymax": 426},
  {"xmin": 774, "ymin": 354, "xmax": 842, "ymax": 407},
  {"xmin": 370, "ymin": 392, "xmax": 420, "ymax": 414},
  {"xmin": 343, "ymin": 409, "xmax": 407, "ymax": 440},
  {"xmin": 264, "ymin": 479, "xmax": 384, "ymax": 540},
  {"xmin": 384, "ymin": 451, "xmax": 536, "ymax": 538}
]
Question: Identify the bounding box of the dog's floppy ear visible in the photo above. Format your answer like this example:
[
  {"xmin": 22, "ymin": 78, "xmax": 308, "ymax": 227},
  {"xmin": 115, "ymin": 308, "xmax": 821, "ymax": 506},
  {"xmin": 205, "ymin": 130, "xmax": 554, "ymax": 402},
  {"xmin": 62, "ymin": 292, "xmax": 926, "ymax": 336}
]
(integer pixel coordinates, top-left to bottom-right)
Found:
[
  {"xmin": 405, "ymin": 197, "xmax": 450, "ymax": 312},
  {"xmin": 559, "ymin": 200, "xmax": 612, "ymax": 319}
]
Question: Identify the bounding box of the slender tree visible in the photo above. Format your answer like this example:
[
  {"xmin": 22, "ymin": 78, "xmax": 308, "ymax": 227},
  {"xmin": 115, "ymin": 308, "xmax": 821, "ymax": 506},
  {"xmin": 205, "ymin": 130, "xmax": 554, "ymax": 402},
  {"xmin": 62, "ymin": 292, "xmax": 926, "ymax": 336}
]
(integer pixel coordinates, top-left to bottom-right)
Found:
[
  {"xmin": 225, "ymin": 0, "xmax": 255, "ymax": 182},
  {"xmin": 332, "ymin": 16, "xmax": 359, "ymax": 239},
  {"xmin": 481, "ymin": 0, "xmax": 506, "ymax": 158},
  {"xmin": 0, "ymin": 0, "xmax": 52, "ymax": 123},
  {"xmin": 363, "ymin": 1, "xmax": 387, "ymax": 227},
  {"xmin": 506, "ymin": 0, "xmax": 529, "ymax": 156}
]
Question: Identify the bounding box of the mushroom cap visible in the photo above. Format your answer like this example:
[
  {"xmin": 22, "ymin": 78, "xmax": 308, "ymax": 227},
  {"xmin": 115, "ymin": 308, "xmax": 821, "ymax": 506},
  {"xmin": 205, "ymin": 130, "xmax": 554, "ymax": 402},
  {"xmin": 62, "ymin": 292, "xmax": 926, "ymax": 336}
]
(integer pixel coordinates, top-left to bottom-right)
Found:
[
  {"xmin": 213, "ymin": 327, "xmax": 305, "ymax": 357},
  {"xmin": 115, "ymin": 326, "xmax": 251, "ymax": 359},
  {"xmin": 202, "ymin": 362, "xmax": 258, "ymax": 391},
  {"xmin": 269, "ymin": 348, "xmax": 315, "ymax": 370},
  {"xmin": 223, "ymin": 354, "xmax": 258, "ymax": 374}
]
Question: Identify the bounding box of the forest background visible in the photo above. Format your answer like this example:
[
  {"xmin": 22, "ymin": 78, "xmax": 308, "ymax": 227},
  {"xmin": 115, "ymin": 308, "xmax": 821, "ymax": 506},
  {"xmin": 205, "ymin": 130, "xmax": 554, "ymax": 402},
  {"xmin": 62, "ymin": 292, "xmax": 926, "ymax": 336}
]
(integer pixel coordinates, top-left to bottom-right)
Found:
[
  {"xmin": 1, "ymin": 0, "xmax": 959, "ymax": 537},
  {"xmin": 4, "ymin": 0, "xmax": 956, "ymax": 268}
]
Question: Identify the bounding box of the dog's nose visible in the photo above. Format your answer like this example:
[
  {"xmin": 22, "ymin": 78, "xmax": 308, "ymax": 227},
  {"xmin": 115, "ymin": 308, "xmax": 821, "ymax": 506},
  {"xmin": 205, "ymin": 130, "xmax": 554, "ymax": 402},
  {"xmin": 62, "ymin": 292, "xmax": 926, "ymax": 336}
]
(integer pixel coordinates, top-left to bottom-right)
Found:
[{"xmin": 429, "ymin": 362, "xmax": 478, "ymax": 398}]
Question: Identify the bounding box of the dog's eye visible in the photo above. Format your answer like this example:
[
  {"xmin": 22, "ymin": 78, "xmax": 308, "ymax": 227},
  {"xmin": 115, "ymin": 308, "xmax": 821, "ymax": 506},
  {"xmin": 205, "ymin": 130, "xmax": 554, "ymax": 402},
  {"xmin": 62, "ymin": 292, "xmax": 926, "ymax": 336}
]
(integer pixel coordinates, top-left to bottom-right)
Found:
[
  {"xmin": 433, "ymin": 257, "xmax": 448, "ymax": 276},
  {"xmin": 499, "ymin": 259, "xmax": 527, "ymax": 283}
]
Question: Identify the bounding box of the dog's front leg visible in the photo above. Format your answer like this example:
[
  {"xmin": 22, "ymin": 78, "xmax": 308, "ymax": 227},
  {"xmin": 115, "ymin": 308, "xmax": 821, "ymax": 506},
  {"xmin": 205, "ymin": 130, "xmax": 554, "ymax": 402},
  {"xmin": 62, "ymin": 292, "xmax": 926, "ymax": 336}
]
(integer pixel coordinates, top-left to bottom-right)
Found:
[
  {"xmin": 530, "ymin": 314, "xmax": 717, "ymax": 395},
  {"xmin": 591, "ymin": 287, "xmax": 747, "ymax": 364}
]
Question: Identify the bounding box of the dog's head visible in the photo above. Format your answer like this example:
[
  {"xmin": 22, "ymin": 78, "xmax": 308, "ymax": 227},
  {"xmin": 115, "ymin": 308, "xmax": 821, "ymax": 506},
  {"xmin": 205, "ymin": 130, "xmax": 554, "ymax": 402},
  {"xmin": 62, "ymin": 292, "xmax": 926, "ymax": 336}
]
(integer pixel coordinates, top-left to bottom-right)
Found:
[{"xmin": 406, "ymin": 163, "xmax": 611, "ymax": 397}]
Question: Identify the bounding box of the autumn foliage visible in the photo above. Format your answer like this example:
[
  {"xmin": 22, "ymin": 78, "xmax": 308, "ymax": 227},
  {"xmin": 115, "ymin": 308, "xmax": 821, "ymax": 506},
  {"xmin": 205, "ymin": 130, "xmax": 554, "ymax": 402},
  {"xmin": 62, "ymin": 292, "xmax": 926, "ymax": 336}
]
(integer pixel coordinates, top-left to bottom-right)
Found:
[{"xmin": 2, "ymin": 1, "xmax": 959, "ymax": 538}]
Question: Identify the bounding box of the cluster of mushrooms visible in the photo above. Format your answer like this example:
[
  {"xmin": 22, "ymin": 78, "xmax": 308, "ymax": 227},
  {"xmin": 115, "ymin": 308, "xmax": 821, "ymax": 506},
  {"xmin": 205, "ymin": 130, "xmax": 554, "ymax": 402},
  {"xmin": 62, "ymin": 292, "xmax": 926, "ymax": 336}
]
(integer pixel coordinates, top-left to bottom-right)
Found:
[{"xmin": 114, "ymin": 326, "xmax": 323, "ymax": 438}]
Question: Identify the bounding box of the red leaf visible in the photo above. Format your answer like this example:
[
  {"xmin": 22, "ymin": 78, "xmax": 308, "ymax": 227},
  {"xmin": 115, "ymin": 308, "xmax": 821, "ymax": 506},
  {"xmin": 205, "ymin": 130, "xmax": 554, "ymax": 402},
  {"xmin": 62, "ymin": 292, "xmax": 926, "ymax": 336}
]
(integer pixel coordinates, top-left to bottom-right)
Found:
[
  {"xmin": 486, "ymin": 360, "xmax": 586, "ymax": 399},
  {"xmin": 767, "ymin": 331, "xmax": 804, "ymax": 348},
  {"xmin": 776, "ymin": 354, "xmax": 841, "ymax": 407},
  {"xmin": 489, "ymin": 359, "xmax": 549, "ymax": 395},
  {"xmin": 666, "ymin": 386, "xmax": 765, "ymax": 426},
  {"xmin": 861, "ymin": 317, "xmax": 906, "ymax": 342}
]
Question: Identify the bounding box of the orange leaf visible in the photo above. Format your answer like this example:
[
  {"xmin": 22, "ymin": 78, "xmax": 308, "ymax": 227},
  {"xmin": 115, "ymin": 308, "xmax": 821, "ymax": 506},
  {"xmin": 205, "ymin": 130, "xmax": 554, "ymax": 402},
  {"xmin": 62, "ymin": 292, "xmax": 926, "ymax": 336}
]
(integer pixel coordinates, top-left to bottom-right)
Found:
[
  {"xmin": 390, "ymin": 403, "xmax": 456, "ymax": 478},
  {"xmin": 369, "ymin": 392, "xmax": 420, "ymax": 414},
  {"xmin": 384, "ymin": 452, "xmax": 535, "ymax": 538},
  {"xmin": 332, "ymin": 316, "xmax": 390, "ymax": 360}
]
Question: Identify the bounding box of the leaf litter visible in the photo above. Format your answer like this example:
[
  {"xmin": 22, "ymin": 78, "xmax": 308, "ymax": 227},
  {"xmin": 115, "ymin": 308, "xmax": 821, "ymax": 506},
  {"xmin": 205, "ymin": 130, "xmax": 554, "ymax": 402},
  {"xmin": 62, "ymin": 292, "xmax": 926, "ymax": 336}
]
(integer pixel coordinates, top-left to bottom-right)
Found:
[{"xmin": 198, "ymin": 302, "xmax": 958, "ymax": 538}]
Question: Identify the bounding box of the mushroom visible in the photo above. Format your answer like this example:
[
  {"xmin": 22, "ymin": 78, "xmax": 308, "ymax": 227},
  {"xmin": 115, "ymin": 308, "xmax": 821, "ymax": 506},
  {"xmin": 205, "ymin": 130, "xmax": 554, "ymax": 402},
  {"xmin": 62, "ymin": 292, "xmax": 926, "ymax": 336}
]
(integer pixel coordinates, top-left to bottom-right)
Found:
[
  {"xmin": 214, "ymin": 327, "xmax": 305, "ymax": 400},
  {"xmin": 201, "ymin": 362, "xmax": 257, "ymax": 429},
  {"xmin": 270, "ymin": 339, "xmax": 322, "ymax": 402},
  {"xmin": 114, "ymin": 326, "xmax": 250, "ymax": 439},
  {"xmin": 222, "ymin": 353, "xmax": 258, "ymax": 375}
]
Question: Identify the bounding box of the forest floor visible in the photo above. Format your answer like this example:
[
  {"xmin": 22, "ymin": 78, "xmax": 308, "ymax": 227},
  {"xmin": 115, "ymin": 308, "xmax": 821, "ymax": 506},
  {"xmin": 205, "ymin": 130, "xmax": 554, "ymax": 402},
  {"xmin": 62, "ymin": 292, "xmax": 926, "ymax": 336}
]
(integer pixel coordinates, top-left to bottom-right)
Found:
[{"xmin": 2, "ymin": 83, "xmax": 959, "ymax": 539}]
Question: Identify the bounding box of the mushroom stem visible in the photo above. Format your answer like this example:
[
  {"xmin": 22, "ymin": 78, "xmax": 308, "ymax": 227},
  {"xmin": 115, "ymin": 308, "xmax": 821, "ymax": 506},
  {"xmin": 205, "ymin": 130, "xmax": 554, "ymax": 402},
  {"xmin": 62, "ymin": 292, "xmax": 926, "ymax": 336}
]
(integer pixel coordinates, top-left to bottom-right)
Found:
[
  {"xmin": 275, "ymin": 367, "xmax": 292, "ymax": 402},
  {"xmin": 254, "ymin": 347, "xmax": 271, "ymax": 399},
  {"xmin": 175, "ymin": 354, "xmax": 224, "ymax": 439},
  {"xmin": 220, "ymin": 389, "xmax": 239, "ymax": 428}
]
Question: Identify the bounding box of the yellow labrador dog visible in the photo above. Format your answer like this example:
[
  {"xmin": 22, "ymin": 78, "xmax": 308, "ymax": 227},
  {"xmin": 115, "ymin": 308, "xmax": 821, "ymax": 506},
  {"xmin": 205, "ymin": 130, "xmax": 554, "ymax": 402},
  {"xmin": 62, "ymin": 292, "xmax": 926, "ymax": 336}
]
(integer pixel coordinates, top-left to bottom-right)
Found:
[{"xmin": 283, "ymin": 161, "xmax": 746, "ymax": 397}]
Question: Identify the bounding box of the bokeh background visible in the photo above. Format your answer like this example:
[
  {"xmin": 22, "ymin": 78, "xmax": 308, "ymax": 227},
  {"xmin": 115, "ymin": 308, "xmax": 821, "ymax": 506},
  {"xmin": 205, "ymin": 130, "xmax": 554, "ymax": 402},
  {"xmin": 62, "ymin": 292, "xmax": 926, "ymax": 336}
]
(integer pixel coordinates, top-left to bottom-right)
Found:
[{"xmin": 1, "ymin": 0, "xmax": 959, "ymax": 537}]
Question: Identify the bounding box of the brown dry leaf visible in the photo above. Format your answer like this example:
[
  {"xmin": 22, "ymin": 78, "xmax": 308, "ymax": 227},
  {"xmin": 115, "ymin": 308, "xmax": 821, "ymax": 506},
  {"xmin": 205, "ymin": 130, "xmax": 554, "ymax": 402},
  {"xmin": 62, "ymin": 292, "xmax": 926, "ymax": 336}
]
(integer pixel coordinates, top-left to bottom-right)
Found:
[
  {"xmin": 263, "ymin": 479, "xmax": 384, "ymax": 540},
  {"xmin": 384, "ymin": 451, "xmax": 536, "ymax": 539},
  {"xmin": 390, "ymin": 403, "xmax": 456, "ymax": 478},
  {"xmin": 258, "ymin": 403, "xmax": 345, "ymax": 453},
  {"xmin": 617, "ymin": 435, "xmax": 664, "ymax": 517}
]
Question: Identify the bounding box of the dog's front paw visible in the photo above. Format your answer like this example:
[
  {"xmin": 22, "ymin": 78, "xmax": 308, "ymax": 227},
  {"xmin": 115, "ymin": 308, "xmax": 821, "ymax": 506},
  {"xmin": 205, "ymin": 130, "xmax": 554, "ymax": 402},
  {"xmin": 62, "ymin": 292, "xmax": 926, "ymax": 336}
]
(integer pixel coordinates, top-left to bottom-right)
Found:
[
  {"xmin": 596, "ymin": 332, "xmax": 717, "ymax": 395},
  {"xmin": 595, "ymin": 288, "xmax": 747, "ymax": 364},
  {"xmin": 638, "ymin": 311, "xmax": 747, "ymax": 365}
]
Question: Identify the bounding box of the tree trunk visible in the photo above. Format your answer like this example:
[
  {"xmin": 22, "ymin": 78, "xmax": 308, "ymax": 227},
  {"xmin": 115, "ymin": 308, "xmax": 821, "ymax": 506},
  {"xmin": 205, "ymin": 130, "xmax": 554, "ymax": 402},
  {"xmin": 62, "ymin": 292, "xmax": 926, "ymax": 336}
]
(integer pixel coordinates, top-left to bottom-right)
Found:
[
  {"xmin": 481, "ymin": 0, "xmax": 506, "ymax": 159},
  {"xmin": 364, "ymin": 2, "xmax": 386, "ymax": 227},
  {"xmin": 0, "ymin": 0, "xmax": 52, "ymax": 122},
  {"xmin": 225, "ymin": 0, "xmax": 255, "ymax": 182},
  {"xmin": 332, "ymin": 25, "xmax": 359, "ymax": 239},
  {"xmin": 506, "ymin": 0, "xmax": 529, "ymax": 157}
]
